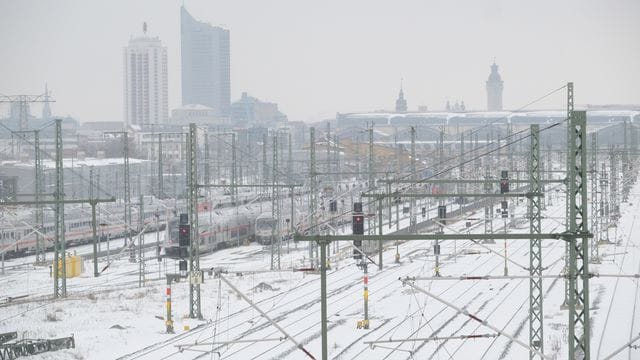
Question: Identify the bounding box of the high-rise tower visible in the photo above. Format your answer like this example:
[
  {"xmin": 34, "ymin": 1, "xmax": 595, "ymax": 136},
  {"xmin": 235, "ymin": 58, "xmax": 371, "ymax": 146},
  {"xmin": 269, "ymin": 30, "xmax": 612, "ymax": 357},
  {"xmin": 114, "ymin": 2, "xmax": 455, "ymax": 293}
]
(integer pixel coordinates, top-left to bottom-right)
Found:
[
  {"xmin": 486, "ymin": 61, "xmax": 504, "ymax": 111},
  {"xmin": 395, "ymin": 80, "xmax": 408, "ymax": 113},
  {"xmin": 123, "ymin": 23, "xmax": 169, "ymax": 128},
  {"xmin": 181, "ymin": 6, "xmax": 230, "ymax": 118}
]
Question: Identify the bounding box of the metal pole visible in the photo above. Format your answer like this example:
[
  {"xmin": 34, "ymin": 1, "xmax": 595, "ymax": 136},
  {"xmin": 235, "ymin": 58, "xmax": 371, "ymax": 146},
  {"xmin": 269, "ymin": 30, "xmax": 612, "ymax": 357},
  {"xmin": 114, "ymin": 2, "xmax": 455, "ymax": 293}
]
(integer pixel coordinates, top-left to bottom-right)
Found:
[
  {"xmin": 410, "ymin": 126, "xmax": 416, "ymax": 231},
  {"xmin": 54, "ymin": 118, "xmax": 67, "ymax": 298},
  {"xmin": 158, "ymin": 134, "xmax": 163, "ymax": 198},
  {"xmin": 34, "ymin": 130, "xmax": 45, "ymax": 263},
  {"xmin": 309, "ymin": 128, "xmax": 317, "ymax": 265},
  {"xmin": 91, "ymin": 202, "xmax": 98, "ymax": 277},
  {"xmin": 529, "ymin": 124, "xmax": 544, "ymax": 358},
  {"xmin": 187, "ymin": 123, "xmax": 202, "ymax": 319},
  {"xmin": 320, "ymin": 240, "xmax": 328, "ymax": 360},
  {"xmin": 138, "ymin": 194, "xmax": 145, "ymax": 287},
  {"xmin": 590, "ymin": 132, "xmax": 600, "ymax": 263},
  {"xmin": 122, "ymin": 132, "xmax": 134, "ymax": 263},
  {"xmin": 567, "ymin": 110, "xmax": 590, "ymax": 359},
  {"xmin": 378, "ymin": 197, "xmax": 383, "ymax": 270},
  {"xmin": 563, "ymin": 82, "xmax": 574, "ymax": 308}
]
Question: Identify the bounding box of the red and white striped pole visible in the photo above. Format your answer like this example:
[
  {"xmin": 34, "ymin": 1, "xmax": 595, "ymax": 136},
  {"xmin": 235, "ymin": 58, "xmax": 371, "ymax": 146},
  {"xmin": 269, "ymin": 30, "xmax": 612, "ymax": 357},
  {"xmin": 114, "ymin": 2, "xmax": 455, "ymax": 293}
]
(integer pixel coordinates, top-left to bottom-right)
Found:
[
  {"xmin": 363, "ymin": 261, "xmax": 369, "ymax": 329},
  {"xmin": 166, "ymin": 281, "xmax": 174, "ymax": 333}
]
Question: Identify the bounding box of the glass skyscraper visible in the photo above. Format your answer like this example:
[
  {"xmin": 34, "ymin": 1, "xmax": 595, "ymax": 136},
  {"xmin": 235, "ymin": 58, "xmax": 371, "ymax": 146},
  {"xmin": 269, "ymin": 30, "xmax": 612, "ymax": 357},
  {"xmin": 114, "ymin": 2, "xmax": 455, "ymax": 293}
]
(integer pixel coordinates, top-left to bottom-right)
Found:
[{"xmin": 181, "ymin": 6, "xmax": 230, "ymax": 118}]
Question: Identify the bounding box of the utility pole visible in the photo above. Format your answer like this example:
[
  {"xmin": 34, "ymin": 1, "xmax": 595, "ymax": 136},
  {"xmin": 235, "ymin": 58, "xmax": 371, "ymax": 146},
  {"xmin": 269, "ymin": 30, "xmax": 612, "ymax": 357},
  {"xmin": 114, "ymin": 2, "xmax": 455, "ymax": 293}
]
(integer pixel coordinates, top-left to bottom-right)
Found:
[
  {"xmin": 326, "ymin": 122, "xmax": 331, "ymax": 182},
  {"xmin": 34, "ymin": 130, "xmax": 44, "ymax": 263},
  {"xmin": 187, "ymin": 123, "xmax": 202, "ymax": 319},
  {"xmin": 271, "ymin": 135, "xmax": 281, "ymax": 270},
  {"xmin": 590, "ymin": 132, "xmax": 600, "ymax": 263},
  {"xmin": 231, "ymin": 132, "xmax": 237, "ymax": 205},
  {"xmin": 368, "ymin": 125, "xmax": 382, "ymax": 269},
  {"xmin": 622, "ymin": 121, "xmax": 630, "ymax": 201},
  {"xmin": 54, "ymin": 119, "xmax": 66, "ymax": 298},
  {"xmin": 562, "ymin": 82, "xmax": 574, "ymax": 308},
  {"xmin": 458, "ymin": 130, "xmax": 465, "ymax": 212},
  {"xmin": 567, "ymin": 110, "xmax": 590, "ymax": 359},
  {"xmin": 138, "ymin": 194, "xmax": 145, "ymax": 287},
  {"xmin": 15, "ymin": 130, "xmax": 46, "ymax": 264},
  {"xmin": 410, "ymin": 126, "xmax": 416, "ymax": 233},
  {"xmin": 435, "ymin": 129, "xmax": 445, "ymax": 276},
  {"xmin": 105, "ymin": 131, "xmax": 134, "ymax": 262},
  {"xmin": 204, "ymin": 132, "xmax": 210, "ymax": 187},
  {"xmin": 157, "ymin": 133, "xmax": 163, "ymax": 198},
  {"xmin": 309, "ymin": 128, "xmax": 317, "ymax": 265},
  {"xmin": 610, "ymin": 148, "xmax": 618, "ymax": 222},
  {"xmin": 288, "ymin": 132, "xmax": 293, "ymax": 185},
  {"xmin": 529, "ymin": 124, "xmax": 544, "ymax": 359},
  {"xmin": 599, "ymin": 162, "xmax": 609, "ymax": 244}
]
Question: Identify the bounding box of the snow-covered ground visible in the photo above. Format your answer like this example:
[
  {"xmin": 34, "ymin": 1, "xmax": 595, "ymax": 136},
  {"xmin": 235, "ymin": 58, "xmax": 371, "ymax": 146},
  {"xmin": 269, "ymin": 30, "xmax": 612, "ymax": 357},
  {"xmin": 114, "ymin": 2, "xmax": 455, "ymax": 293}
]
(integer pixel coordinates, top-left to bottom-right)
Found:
[{"xmin": 1, "ymin": 184, "xmax": 639, "ymax": 359}]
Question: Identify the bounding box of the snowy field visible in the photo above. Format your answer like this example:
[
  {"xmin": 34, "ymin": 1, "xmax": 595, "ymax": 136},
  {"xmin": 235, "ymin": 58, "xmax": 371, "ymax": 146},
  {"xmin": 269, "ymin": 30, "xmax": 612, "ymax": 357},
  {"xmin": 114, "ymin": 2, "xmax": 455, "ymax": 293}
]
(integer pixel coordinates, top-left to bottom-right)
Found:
[{"xmin": 1, "ymin": 184, "xmax": 639, "ymax": 359}]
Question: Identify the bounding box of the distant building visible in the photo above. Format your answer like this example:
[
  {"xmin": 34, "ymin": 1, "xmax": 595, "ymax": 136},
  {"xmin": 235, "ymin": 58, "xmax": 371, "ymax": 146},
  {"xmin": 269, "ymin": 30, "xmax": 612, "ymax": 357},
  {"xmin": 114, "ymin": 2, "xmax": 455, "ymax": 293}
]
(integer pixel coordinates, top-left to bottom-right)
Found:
[
  {"xmin": 181, "ymin": 6, "xmax": 231, "ymax": 118},
  {"xmin": 123, "ymin": 23, "xmax": 169, "ymax": 128},
  {"xmin": 171, "ymin": 104, "xmax": 226, "ymax": 127},
  {"xmin": 486, "ymin": 62, "xmax": 504, "ymax": 111},
  {"xmin": 231, "ymin": 92, "xmax": 287, "ymax": 127},
  {"xmin": 395, "ymin": 81, "xmax": 408, "ymax": 113}
]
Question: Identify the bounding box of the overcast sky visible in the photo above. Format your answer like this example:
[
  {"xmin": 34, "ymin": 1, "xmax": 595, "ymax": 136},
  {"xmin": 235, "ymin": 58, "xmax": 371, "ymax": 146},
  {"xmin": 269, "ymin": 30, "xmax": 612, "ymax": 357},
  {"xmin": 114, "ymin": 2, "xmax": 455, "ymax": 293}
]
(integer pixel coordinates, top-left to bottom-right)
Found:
[{"xmin": 1, "ymin": 0, "xmax": 639, "ymax": 123}]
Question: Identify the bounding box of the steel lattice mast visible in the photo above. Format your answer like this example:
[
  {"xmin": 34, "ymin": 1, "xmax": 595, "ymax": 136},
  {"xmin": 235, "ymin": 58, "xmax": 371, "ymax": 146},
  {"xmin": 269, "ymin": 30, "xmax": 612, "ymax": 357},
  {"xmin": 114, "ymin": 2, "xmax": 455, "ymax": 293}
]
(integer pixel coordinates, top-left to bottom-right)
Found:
[
  {"xmin": 53, "ymin": 119, "xmax": 66, "ymax": 298},
  {"xmin": 187, "ymin": 123, "xmax": 202, "ymax": 319},
  {"xmin": 529, "ymin": 124, "xmax": 544, "ymax": 358},
  {"xmin": 567, "ymin": 110, "xmax": 590, "ymax": 359},
  {"xmin": 563, "ymin": 81, "xmax": 574, "ymax": 308}
]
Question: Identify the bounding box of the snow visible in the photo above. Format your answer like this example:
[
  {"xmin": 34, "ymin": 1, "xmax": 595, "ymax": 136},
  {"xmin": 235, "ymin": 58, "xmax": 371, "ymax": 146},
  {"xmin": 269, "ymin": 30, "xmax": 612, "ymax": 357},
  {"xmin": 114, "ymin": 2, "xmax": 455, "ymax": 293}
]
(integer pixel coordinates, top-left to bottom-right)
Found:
[{"xmin": 1, "ymin": 183, "xmax": 639, "ymax": 359}]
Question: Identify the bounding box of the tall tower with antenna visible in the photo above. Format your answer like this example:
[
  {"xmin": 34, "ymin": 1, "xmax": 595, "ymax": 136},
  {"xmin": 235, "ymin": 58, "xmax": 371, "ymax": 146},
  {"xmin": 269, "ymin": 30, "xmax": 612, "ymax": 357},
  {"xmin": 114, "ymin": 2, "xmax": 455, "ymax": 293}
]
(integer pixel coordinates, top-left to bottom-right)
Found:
[{"xmin": 486, "ymin": 60, "xmax": 504, "ymax": 111}]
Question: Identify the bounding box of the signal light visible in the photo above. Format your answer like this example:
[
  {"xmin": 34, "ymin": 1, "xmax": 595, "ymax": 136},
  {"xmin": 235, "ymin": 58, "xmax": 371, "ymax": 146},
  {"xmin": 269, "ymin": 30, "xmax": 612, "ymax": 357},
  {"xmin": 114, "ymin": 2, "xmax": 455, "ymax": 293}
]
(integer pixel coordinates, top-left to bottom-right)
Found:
[
  {"xmin": 352, "ymin": 215, "xmax": 364, "ymax": 235},
  {"xmin": 353, "ymin": 202, "xmax": 363, "ymax": 213},
  {"xmin": 500, "ymin": 170, "xmax": 509, "ymax": 194},
  {"xmin": 179, "ymin": 224, "xmax": 190, "ymax": 247},
  {"xmin": 353, "ymin": 239, "xmax": 363, "ymax": 259},
  {"xmin": 438, "ymin": 205, "xmax": 447, "ymax": 225}
]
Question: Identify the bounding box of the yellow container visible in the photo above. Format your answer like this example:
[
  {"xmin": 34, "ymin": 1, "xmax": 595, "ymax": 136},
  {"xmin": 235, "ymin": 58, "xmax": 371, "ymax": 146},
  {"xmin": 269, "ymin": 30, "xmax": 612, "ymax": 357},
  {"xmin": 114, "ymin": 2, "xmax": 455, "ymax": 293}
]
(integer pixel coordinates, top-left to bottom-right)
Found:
[{"xmin": 56, "ymin": 255, "xmax": 84, "ymax": 278}]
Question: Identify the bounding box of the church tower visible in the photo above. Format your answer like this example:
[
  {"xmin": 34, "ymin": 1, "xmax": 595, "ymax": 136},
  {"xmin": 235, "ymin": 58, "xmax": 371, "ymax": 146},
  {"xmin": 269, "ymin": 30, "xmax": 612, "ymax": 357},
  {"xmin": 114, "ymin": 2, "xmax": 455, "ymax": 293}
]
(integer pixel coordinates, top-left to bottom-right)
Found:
[
  {"xmin": 486, "ymin": 61, "xmax": 504, "ymax": 111},
  {"xmin": 395, "ymin": 80, "xmax": 408, "ymax": 113}
]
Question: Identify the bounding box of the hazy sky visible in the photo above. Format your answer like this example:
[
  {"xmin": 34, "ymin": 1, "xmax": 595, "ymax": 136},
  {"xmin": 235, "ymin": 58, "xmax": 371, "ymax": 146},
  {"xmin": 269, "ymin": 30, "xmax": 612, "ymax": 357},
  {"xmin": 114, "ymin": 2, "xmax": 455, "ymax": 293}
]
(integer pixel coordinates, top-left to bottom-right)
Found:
[{"xmin": 1, "ymin": 0, "xmax": 639, "ymax": 123}]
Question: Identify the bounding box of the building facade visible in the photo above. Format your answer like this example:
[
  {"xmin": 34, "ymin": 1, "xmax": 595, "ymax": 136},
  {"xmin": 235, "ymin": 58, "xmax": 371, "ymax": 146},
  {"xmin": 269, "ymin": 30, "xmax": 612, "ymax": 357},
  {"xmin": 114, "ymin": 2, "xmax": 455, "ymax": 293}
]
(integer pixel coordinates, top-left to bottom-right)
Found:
[
  {"xmin": 230, "ymin": 92, "xmax": 287, "ymax": 127},
  {"xmin": 123, "ymin": 25, "xmax": 169, "ymax": 128},
  {"xmin": 181, "ymin": 6, "xmax": 231, "ymax": 118},
  {"xmin": 486, "ymin": 62, "xmax": 504, "ymax": 111}
]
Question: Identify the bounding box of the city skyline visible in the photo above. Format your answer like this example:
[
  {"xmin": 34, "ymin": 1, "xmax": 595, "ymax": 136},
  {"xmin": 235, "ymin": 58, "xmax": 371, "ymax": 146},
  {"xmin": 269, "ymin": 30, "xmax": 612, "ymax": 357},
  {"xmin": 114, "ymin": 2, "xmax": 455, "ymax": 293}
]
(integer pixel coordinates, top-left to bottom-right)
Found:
[{"xmin": 0, "ymin": 0, "xmax": 639, "ymax": 123}]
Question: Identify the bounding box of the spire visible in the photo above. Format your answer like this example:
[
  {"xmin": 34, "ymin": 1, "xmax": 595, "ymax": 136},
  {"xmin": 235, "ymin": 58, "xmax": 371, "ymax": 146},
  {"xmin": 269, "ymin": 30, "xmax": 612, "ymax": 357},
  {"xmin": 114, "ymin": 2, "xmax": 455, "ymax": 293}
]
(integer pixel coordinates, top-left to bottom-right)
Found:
[
  {"xmin": 42, "ymin": 83, "xmax": 52, "ymax": 120},
  {"xmin": 395, "ymin": 78, "xmax": 408, "ymax": 113},
  {"xmin": 143, "ymin": 22, "xmax": 147, "ymax": 35}
]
